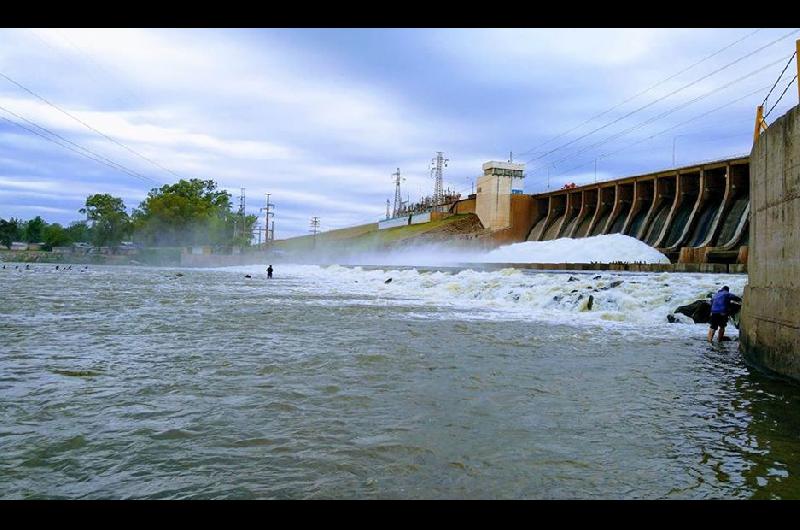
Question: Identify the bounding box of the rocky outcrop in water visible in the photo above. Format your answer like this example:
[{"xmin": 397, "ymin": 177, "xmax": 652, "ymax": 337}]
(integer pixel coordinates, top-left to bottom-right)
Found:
[{"xmin": 671, "ymin": 299, "xmax": 741, "ymax": 327}]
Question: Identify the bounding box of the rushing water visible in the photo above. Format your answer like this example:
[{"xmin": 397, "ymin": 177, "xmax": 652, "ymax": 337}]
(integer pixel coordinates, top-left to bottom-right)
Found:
[{"xmin": 1, "ymin": 263, "xmax": 799, "ymax": 499}]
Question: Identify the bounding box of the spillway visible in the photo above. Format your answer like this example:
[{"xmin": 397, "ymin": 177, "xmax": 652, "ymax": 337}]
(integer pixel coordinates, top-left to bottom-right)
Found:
[{"xmin": 456, "ymin": 155, "xmax": 750, "ymax": 265}]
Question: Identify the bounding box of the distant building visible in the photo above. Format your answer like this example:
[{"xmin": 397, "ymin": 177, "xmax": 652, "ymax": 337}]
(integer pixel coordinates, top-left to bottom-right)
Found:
[
  {"xmin": 475, "ymin": 161, "xmax": 526, "ymax": 230},
  {"xmin": 72, "ymin": 242, "xmax": 91, "ymax": 254},
  {"xmin": 10, "ymin": 241, "xmax": 28, "ymax": 251},
  {"xmin": 117, "ymin": 241, "xmax": 140, "ymax": 254},
  {"xmin": 188, "ymin": 246, "xmax": 212, "ymax": 255}
]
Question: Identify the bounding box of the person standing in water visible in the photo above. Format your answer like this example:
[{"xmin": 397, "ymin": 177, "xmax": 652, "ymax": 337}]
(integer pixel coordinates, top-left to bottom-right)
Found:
[
  {"xmin": 707, "ymin": 286, "xmax": 741, "ymax": 343},
  {"xmin": 267, "ymin": 265, "xmax": 273, "ymax": 279}
]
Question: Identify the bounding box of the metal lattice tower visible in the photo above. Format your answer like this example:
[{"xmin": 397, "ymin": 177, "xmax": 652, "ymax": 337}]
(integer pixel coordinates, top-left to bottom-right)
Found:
[
  {"xmin": 309, "ymin": 216, "xmax": 320, "ymax": 236},
  {"xmin": 259, "ymin": 193, "xmax": 275, "ymax": 246},
  {"xmin": 391, "ymin": 168, "xmax": 405, "ymax": 217},
  {"xmin": 430, "ymin": 152, "xmax": 449, "ymax": 211}
]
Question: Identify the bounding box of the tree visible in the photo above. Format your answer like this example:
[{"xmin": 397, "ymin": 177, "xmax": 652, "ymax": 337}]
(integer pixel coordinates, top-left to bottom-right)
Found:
[
  {"xmin": 231, "ymin": 214, "xmax": 258, "ymax": 248},
  {"xmin": 132, "ymin": 178, "xmax": 247, "ymax": 247},
  {"xmin": 43, "ymin": 223, "xmax": 71, "ymax": 250},
  {"xmin": 65, "ymin": 221, "xmax": 90, "ymax": 243},
  {"xmin": 80, "ymin": 194, "xmax": 130, "ymax": 248},
  {"xmin": 21, "ymin": 216, "xmax": 46, "ymax": 243},
  {"xmin": 0, "ymin": 217, "xmax": 21, "ymax": 249}
]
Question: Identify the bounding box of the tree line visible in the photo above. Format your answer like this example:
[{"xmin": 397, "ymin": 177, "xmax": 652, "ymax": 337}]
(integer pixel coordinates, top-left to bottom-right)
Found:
[{"xmin": 1, "ymin": 178, "xmax": 258, "ymax": 250}]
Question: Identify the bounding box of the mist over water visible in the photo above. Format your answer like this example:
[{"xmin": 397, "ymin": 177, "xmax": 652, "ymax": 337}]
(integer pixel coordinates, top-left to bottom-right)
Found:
[
  {"xmin": 2, "ymin": 261, "xmax": 799, "ymax": 499},
  {"xmin": 294, "ymin": 234, "xmax": 670, "ymax": 267}
]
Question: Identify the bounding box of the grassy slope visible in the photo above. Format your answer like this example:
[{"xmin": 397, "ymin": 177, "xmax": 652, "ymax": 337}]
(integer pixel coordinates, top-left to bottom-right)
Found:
[{"xmin": 274, "ymin": 215, "xmax": 475, "ymax": 253}]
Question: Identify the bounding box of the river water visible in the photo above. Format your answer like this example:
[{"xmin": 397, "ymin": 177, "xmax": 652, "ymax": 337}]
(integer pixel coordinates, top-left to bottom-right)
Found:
[{"xmin": 1, "ymin": 263, "xmax": 799, "ymax": 499}]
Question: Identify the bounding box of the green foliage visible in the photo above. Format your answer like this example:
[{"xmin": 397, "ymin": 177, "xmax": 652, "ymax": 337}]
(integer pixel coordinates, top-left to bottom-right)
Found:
[
  {"xmin": 132, "ymin": 178, "xmax": 254, "ymax": 247},
  {"xmin": 0, "ymin": 217, "xmax": 21, "ymax": 249},
  {"xmin": 80, "ymin": 194, "xmax": 130, "ymax": 248},
  {"xmin": 22, "ymin": 216, "xmax": 46, "ymax": 243},
  {"xmin": 42, "ymin": 223, "xmax": 71, "ymax": 250},
  {"xmin": 5, "ymin": 178, "xmax": 256, "ymax": 252},
  {"xmin": 232, "ymin": 214, "xmax": 259, "ymax": 248},
  {"xmin": 65, "ymin": 221, "xmax": 90, "ymax": 244}
]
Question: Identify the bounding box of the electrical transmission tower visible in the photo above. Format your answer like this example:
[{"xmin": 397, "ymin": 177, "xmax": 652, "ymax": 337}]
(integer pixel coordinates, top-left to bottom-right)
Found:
[
  {"xmin": 259, "ymin": 193, "xmax": 275, "ymax": 247},
  {"xmin": 309, "ymin": 216, "xmax": 320, "ymax": 236},
  {"xmin": 430, "ymin": 152, "xmax": 449, "ymax": 211},
  {"xmin": 391, "ymin": 167, "xmax": 405, "ymax": 217}
]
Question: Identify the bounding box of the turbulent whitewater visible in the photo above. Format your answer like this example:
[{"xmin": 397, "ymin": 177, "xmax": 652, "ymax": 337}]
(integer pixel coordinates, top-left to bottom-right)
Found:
[
  {"xmin": 3, "ymin": 263, "xmax": 800, "ymax": 500},
  {"xmin": 478, "ymin": 234, "xmax": 670, "ymax": 264},
  {"xmin": 226, "ymin": 264, "xmax": 742, "ymax": 330},
  {"xmin": 331, "ymin": 234, "xmax": 670, "ymax": 267}
]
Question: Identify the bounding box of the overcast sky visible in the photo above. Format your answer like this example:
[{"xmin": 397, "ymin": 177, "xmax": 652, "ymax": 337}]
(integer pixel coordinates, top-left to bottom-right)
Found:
[{"xmin": 0, "ymin": 28, "xmax": 797, "ymax": 238}]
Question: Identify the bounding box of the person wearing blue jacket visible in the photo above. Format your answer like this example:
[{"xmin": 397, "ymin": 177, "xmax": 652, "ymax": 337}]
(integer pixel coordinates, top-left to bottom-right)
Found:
[{"xmin": 707, "ymin": 286, "xmax": 742, "ymax": 343}]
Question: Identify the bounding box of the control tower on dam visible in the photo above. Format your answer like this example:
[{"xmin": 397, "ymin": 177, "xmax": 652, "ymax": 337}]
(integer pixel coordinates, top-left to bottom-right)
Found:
[{"xmin": 512, "ymin": 155, "xmax": 751, "ymax": 265}]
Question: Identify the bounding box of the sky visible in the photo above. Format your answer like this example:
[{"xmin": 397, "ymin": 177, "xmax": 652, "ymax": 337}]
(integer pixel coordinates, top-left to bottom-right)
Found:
[{"xmin": 0, "ymin": 28, "xmax": 798, "ymax": 238}]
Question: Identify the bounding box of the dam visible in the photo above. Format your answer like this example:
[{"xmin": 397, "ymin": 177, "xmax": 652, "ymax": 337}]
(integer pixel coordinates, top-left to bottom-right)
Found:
[{"xmin": 453, "ymin": 156, "xmax": 751, "ymax": 267}]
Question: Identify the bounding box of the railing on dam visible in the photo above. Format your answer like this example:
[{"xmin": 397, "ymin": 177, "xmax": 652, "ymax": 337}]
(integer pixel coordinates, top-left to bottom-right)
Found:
[{"xmin": 523, "ymin": 155, "xmax": 750, "ymax": 263}]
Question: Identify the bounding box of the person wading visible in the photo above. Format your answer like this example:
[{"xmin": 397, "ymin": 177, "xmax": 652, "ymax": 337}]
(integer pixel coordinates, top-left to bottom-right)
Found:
[
  {"xmin": 267, "ymin": 265, "xmax": 273, "ymax": 279},
  {"xmin": 707, "ymin": 286, "xmax": 742, "ymax": 343}
]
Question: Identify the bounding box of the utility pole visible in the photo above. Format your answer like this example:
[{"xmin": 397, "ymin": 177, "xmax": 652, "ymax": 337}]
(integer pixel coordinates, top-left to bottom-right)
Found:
[
  {"xmin": 310, "ymin": 216, "xmax": 320, "ymax": 235},
  {"xmin": 391, "ymin": 168, "xmax": 405, "ymax": 217},
  {"xmin": 672, "ymin": 135, "xmax": 689, "ymax": 167},
  {"xmin": 385, "ymin": 199, "xmax": 390, "ymax": 220},
  {"xmin": 234, "ymin": 187, "xmax": 246, "ymax": 242},
  {"xmin": 309, "ymin": 216, "xmax": 320, "ymax": 248},
  {"xmin": 430, "ymin": 151, "xmax": 449, "ymax": 211},
  {"xmin": 672, "ymin": 137, "xmax": 678, "ymax": 167},
  {"xmin": 753, "ymin": 105, "xmax": 766, "ymax": 145},
  {"xmin": 259, "ymin": 193, "xmax": 275, "ymax": 248}
]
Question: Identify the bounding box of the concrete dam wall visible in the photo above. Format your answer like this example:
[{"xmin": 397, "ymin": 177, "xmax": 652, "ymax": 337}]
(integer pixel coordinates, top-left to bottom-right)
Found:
[
  {"xmin": 522, "ymin": 156, "xmax": 751, "ymax": 264},
  {"xmin": 741, "ymin": 104, "xmax": 800, "ymax": 382}
]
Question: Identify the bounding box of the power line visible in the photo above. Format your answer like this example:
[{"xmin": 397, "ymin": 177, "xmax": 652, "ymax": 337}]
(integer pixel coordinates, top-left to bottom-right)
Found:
[
  {"xmin": 0, "ymin": 69, "xmax": 185, "ymax": 181},
  {"xmin": 528, "ymin": 55, "xmax": 791, "ymax": 175},
  {"xmin": 0, "ymin": 103, "xmax": 157, "ymax": 184},
  {"xmin": 761, "ymin": 50, "xmax": 797, "ymax": 107},
  {"xmin": 0, "ymin": 113, "xmax": 158, "ymax": 184},
  {"xmin": 523, "ymin": 28, "xmax": 800, "ymax": 166},
  {"xmin": 549, "ymin": 84, "xmax": 769, "ymax": 180},
  {"xmin": 516, "ymin": 28, "xmax": 764, "ymax": 158},
  {"xmin": 764, "ymin": 75, "xmax": 798, "ymax": 119},
  {"xmin": 51, "ymin": 29, "xmax": 147, "ymax": 108},
  {"xmin": 24, "ymin": 29, "xmax": 145, "ymax": 110}
]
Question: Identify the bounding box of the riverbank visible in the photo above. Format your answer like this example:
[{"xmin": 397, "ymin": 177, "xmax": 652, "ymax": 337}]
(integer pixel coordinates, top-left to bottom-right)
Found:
[{"xmin": 0, "ymin": 248, "xmax": 183, "ymax": 267}]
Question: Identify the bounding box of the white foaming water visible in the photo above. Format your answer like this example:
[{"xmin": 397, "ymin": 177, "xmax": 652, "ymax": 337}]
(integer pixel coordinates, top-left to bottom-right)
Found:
[
  {"xmin": 302, "ymin": 234, "xmax": 670, "ymax": 267},
  {"xmin": 220, "ymin": 263, "xmax": 747, "ymax": 337},
  {"xmin": 478, "ymin": 234, "xmax": 670, "ymax": 264}
]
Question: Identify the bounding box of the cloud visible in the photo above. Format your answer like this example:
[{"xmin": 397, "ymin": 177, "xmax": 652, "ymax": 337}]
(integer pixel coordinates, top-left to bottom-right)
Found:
[{"xmin": 1, "ymin": 28, "xmax": 795, "ymax": 238}]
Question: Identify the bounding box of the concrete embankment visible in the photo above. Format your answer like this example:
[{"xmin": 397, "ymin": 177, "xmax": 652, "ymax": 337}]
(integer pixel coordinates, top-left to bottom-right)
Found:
[{"xmin": 741, "ymin": 104, "xmax": 800, "ymax": 382}]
